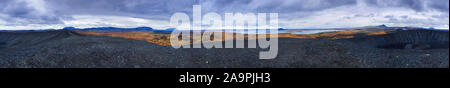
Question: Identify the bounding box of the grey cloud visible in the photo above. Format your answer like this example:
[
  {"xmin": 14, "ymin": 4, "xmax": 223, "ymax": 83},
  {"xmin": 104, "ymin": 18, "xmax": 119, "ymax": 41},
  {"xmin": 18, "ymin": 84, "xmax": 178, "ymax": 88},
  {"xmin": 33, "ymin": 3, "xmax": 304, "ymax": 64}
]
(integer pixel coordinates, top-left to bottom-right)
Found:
[
  {"xmin": 0, "ymin": 0, "xmax": 449, "ymax": 28},
  {"xmin": 46, "ymin": 0, "xmax": 196, "ymax": 20},
  {"xmin": 365, "ymin": 0, "xmax": 426, "ymax": 11},
  {"xmin": 42, "ymin": 0, "xmax": 447, "ymax": 20},
  {"xmin": 364, "ymin": 0, "xmax": 449, "ymax": 12},
  {"xmin": 199, "ymin": 0, "xmax": 357, "ymax": 13},
  {"xmin": 428, "ymin": 0, "xmax": 449, "ymax": 12},
  {"xmin": 0, "ymin": 0, "xmax": 63, "ymax": 25}
]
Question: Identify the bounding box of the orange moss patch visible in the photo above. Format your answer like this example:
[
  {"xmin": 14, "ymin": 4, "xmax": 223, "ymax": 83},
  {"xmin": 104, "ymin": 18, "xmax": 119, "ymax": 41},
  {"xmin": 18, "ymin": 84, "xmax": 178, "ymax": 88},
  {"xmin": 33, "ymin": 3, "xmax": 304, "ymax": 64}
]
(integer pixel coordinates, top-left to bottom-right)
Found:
[
  {"xmin": 367, "ymin": 31, "xmax": 389, "ymax": 35},
  {"xmin": 77, "ymin": 30, "xmax": 388, "ymax": 46},
  {"xmin": 79, "ymin": 31, "xmax": 172, "ymax": 46}
]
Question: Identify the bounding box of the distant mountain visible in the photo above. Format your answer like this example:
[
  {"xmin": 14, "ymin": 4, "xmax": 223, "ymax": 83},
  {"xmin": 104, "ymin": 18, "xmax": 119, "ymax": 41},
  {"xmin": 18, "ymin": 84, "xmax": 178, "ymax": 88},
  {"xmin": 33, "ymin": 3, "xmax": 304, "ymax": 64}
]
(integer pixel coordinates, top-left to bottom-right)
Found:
[
  {"xmin": 62, "ymin": 26, "xmax": 185, "ymax": 33},
  {"xmin": 375, "ymin": 24, "xmax": 388, "ymax": 28},
  {"xmin": 135, "ymin": 27, "xmax": 154, "ymax": 31},
  {"xmin": 63, "ymin": 27, "xmax": 78, "ymax": 30},
  {"xmin": 278, "ymin": 28, "xmax": 288, "ymax": 31},
  {"xmin": 64, "ymin": 27, "xmax": 155, "ymax": 31},
  {"xmin": 83, "ymin": 27, "xmax": 153, "ymax": 31},
  {"xmin": 361, "ymin": 24, "xmax": 388, "ymax": 28},
  {"xmin": 425, "ymin": 27, "xmax": 449, "ymax": 31},
  {"xmin": 153, "ymin": 28, "xmax": 175, "ymax": 32}
]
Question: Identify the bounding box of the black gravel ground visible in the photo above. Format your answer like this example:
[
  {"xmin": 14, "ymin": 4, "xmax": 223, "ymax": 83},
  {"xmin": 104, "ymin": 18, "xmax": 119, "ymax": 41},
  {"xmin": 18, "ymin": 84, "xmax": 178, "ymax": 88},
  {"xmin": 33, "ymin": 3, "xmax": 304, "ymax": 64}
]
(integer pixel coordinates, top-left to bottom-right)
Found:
[{"xmin": 0, "ymin": 30, "xmax": 448, "ymax": 68}]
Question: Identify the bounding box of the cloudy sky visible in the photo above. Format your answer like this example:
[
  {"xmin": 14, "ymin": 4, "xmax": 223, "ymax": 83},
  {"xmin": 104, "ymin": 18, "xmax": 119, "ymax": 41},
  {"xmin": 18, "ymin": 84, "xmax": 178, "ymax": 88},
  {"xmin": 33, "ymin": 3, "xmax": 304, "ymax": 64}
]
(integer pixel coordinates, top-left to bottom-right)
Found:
[{"xmin": 0, "ymin": 0, "xmax": 448, "ymax": 30}]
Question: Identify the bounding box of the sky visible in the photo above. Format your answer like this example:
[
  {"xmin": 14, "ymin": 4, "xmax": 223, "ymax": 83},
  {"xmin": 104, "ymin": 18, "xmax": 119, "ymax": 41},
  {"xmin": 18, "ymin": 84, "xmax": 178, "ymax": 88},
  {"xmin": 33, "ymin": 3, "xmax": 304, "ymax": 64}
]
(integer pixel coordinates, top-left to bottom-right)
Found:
[{"xmin": 0, "ymin": 0, "xmax": 448, "ymax": 30}]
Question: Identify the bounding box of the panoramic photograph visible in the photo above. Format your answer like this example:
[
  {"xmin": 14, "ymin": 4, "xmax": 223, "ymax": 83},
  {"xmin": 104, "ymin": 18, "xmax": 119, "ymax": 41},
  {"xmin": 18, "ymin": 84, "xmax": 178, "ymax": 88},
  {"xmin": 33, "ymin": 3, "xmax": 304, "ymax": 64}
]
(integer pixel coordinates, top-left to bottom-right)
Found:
[{"xmin": 0, "ymin": 0, "xmax": 448, "ymax": 69}]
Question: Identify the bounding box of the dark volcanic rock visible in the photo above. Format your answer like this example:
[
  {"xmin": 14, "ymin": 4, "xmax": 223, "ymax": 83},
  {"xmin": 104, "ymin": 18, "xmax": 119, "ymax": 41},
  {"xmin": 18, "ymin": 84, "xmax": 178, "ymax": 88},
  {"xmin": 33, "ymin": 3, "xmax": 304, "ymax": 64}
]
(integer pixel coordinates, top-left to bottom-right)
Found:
[
  {"xmin": 345, "ymin": 30, "xmax": 449, "ymax": 68},
  {"xmin": 0, "ymin": 30, "xmax": 448, "ymax": 68},
  {"xmin": 351, "ymin": 30, "xmax": 449, "ymax": 50}
]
